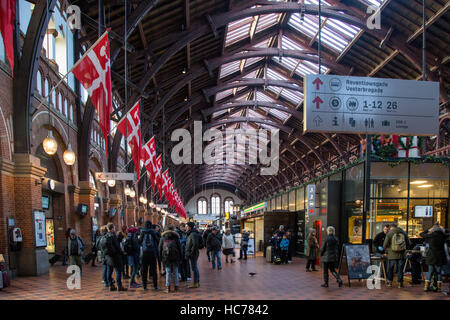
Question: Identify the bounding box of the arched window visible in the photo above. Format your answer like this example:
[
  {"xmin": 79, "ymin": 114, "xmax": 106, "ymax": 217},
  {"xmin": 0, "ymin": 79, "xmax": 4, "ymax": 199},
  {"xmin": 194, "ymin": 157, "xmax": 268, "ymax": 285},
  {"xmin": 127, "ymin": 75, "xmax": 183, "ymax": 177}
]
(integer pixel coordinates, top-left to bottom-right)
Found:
[
  {"xmin": 58, "ymin": 92, "xmax": 63, "ymax": 112},
  {"xmin": 36, "ymin": 71, "xmax": 42, "ymax": 95},
  {"xmin": 63, "ymin": 98, "xmax": 68, "ymax": 117},
  {"xmin": 44, "ymin": 78, "xmax": 49, "ymax": 101},
  {"xmin": 51, "ymin": 84, "xmax": 56, "ymax": 106},
  {"xmin": 224, "ymin": 198, "xmax": 234, "ymax": 214},
  {"xmin": 211, "ymin": 194, "xmax": 221, "ymax": 215},
  {"xmin": 197, "ymin": 197, "xmax": 207, "ymax": 215},
  {"xmin": 69, "ymin": 104, "xmax": 73, "ymax": 122}
]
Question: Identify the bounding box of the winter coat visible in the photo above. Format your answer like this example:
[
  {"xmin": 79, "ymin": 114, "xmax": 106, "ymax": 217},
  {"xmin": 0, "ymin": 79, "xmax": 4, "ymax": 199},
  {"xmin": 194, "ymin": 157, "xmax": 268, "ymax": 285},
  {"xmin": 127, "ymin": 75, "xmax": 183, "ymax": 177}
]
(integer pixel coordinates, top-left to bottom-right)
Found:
[
  {"xmin": 383, "ymin": 227, "xmax": 410, "ymax": 260},
  {"xmin": 207, "ymin": 232, "xmax": 222, "ymax": 252},
  {"xmin": 104, "ymin": 232, "xmax": 122, "ymax": 267},
  {"xmin": 420, "ymin": 228, "xmax": 449, "ymax": 266},
  {"xmin": 373, "ymin": 231, "xmax": 387, "ymax": 253},
  {"xmin": 66, "ymin": 236, "xmax": 85, "ymax": 256},
  {"xmin": 96, "ymin": 232, "xmax": 107, "ymax": 263},
  {"xmin": 222, "ymin": 234, "xmax": 235, "ymax": 249},
  {"xmin": 124, "ymin": 233, "xmax": 140, "ymax": 257},
  {"xmin": 320, "ymin": 235, "xmax": 339, "ymax": 263},
  {"xmin": 202, "ymin": 229, "xmax": 212, "ymax": 247},
  {"xmin": 306, "ymin": 233, "xmax": 318, "ymax": 259},
  {"xmin": 241, "ymin": 232, "xmax": 250, "ymax": 247},
  {"xmin": 159, "ymin": 230, "xmax": 182, "ymax": 267},
  {"xmin": 280, "ymin": 238, "xmax": 290, "ymax": 251},
  {"xmin": 138, "ymin": 228, "xmax": 159, "ymax": 256},
  {"xmin": 185, "ymin": 229, "xmax": 202, "ymax": 259}
]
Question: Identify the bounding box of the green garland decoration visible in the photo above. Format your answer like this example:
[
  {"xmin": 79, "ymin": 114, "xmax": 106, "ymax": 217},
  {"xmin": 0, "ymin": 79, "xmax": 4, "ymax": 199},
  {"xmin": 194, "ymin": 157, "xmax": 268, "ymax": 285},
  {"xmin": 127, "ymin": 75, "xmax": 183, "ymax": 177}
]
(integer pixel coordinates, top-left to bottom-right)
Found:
[{"xmin": 371, "ymin": 154, "xmax": 450, "ymax": 168}]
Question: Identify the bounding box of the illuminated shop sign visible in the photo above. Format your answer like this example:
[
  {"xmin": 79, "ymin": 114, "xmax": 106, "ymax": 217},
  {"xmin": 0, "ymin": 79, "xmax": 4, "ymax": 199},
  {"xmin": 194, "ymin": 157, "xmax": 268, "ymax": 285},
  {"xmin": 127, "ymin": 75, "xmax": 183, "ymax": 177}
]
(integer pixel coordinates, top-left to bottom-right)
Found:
[{"xmin": 243, "ymin": 202, "xmax": 267, "ymax": 215}]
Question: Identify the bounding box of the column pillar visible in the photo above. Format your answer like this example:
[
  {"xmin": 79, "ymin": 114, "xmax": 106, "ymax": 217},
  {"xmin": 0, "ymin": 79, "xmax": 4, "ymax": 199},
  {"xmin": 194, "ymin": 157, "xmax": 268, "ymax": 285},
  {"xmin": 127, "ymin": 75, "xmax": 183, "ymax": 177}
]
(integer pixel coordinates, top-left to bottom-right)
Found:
[
  {"xmin": 13, "ymin": 154, "xmax": 47, "ymax": 276},
  {"xmin": 78, "ymin": 181, "xmax": 97, "ymax": 253},
  {"xmin": 126, "ymin": 202, "xmax": 136, "ymax": 227},
  {"xmin": 138, "ymin": 206, "xmax": 146, "ymax": 226},
  {"xmin": 108, "ymin": 194, "xmax": 122, "ymax": 229}
]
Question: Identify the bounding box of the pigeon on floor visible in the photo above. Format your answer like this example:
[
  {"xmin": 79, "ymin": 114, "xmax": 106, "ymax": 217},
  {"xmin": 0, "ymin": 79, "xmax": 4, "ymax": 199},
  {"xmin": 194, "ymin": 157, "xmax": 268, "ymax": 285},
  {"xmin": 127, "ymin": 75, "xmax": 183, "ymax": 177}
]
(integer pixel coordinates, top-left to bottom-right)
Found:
[{"xmin": 249, "ymin": 272, "xmax": 257, "ymax": 277}]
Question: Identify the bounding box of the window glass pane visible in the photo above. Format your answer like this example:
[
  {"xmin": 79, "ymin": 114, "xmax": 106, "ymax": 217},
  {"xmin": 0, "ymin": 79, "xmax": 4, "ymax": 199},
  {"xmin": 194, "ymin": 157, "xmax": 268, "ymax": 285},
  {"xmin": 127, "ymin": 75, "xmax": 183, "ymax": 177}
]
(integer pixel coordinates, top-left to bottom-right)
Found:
[
  {"xmin": 409, "ymin": 163, "xmax": 448, "ymax": 198},
  {"xmin": 289, "ymin": 190, "xmax": 296, "ymax": 211},
  {"xmin": 368, "ymin": 199, "xmax": 407, "ymax": 241},
  {"xmin": 370, "ymin": 162, "xmax": 408, "ymax": 198},
  {"xmin": 276, "ymin": 195, "xmax": 281, "ymax": 210},
  {"xmin": 282, "ymin": 193, "xmax": 288, "ymax": 210},
  {"xmin": 345, "ymin": 163, "xmax": 364, "ymax": 201},
  {"xmin": 296, "ymin": 188, "xmax": 304, "ymax": 211},
  {"xmin": 408, "ymin": 199, "xmax": 447, "ymax": 239}
]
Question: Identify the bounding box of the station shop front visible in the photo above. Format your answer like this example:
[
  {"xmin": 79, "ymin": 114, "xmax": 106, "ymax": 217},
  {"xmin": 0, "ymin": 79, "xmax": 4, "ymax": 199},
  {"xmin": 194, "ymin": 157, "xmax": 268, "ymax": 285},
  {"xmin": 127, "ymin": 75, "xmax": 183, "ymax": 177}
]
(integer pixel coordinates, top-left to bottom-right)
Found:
[{"xmin": 243, "ymin": 159, "xmax": 449, "ymax": 256}]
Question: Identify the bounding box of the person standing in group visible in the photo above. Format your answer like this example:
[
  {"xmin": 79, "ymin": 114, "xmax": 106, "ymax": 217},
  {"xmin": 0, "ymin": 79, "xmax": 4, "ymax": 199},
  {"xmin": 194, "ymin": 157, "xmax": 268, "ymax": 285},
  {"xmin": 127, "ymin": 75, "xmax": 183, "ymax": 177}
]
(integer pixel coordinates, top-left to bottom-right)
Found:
[
  {"xmin": 383, "ymin": 222, "xmax": 410, "ymax": 288},
  {"xmin": 420, "ymin": 222, "xmax": 450, "ymax": 292},
  {"xmin": 124, "ymin": 227, "xmax": 141, "ymax": 288},
  {"xmin": 306, "ymin": 228, "xmax": 319, "ymax": 272},
  {"xmin": 203, "ymin": 225, "xmax": 213, "ymax": 262},
  {"xmin": 91, "ymin": 229, "xmax": 101, "ymax": 267},
  {"xmin": 176, "ymin": 223, "xmax": 191, "ymax": 282},
  {"xmin": 320, "ymin": 226, "xmax": 343, "ymax": 288},
  {"xmin": 139, "ymin": 221, "xmax": 160, "ymax": 291},
  {"xmin": 62, "ymin": 228, "xmax": 72, "ymax": 266},
  {"xmin": 153, "ymin": 224, "xmax": 165, "ymax": 276},
  {"xmin": 96, "ymin": 225, "xmax": 108, "ymax": 287},
  {"xmin": 101, "ymin": 223, "xmax": 127, "ymax": 291},
  {"xmin": 280, "ymin": 235, "xmax": 290, "ymax": 264},
  {"xmin": 239, "ymin": 229, "xmax": 250, "ymax": 260},
  {"xmin": 207, "ymin": 227, "xmax": 223, "ymax": 270},
  {"xmin": 185, "ymin": 222, "xmax": 202, "ymax": 288},
  {"xmin": 117, "ymin": 225, "xmax": 129, "ymax": 280},
  {"xmin": 373, "ymin": 225, "xmax": 390, "ymax": 255},
  {"xmin": 222, "ymin": 229, "xmax": 235, "ymax": 263},
  {"xmin": 159, "ymin": 225, "xmax": 182, "ymax": 293},
  {"xmin": 66, "ymin": 229, "xmax": 85, "ymax": 275}
]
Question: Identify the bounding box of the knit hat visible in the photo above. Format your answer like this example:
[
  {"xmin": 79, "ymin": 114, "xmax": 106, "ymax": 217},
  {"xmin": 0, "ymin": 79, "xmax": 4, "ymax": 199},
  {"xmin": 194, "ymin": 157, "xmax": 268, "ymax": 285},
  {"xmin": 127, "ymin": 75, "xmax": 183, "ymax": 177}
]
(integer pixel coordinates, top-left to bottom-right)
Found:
[{"xmin": 187, "ymin": 222, "xmax": 195, "ymax": 229}]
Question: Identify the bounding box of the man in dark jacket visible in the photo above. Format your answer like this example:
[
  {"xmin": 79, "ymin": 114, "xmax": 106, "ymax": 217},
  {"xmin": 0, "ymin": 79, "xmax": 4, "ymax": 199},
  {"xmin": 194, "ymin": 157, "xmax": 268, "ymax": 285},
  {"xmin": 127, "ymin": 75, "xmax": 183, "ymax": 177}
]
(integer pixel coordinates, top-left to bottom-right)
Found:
[
  {"xmin": 159, "ymin": 226, "xmax": 182, "ymax": 293},
  {"xmin": 203, "ymin": 225, "xmax": 212, "ymax": 262},
  {"xmin": 124, "ymin": 227, "xmax": 141, "ymax": 288},
  {"xmin": 239, "ymin": 230, "xmax": 250, "ymax": 260},
  {"xmin": 139, "ymin": 221, "xmax": 160, "ymax": 291},
  {"xmin": 66, "ymin": 229, "xmax": 85, "ymax": 275},
  {"xmin": 373, "ymin": 225, "xmax": 390, "ymax": 254},
  {"xmin": 320, "ymin": 226, "xmax": 343, "ymax": 288},
  {"xmin": 153, "ymin": 224, "xmax": 165, "ymax": 276},
  {"xmin": 117, "ymin": 225, "xmax": 129, "ymax": 279},
  {"xmin": 383, "ymin": 223, "xmax": 411, "ymax": 288},
  {"xmin": 96, "ymin": 226, "xmax": 108, "ymax": 287},
  {"xmin": 186, "ymin": 222, "xmax": 202, "ymax": 288},
  {"xmin": 176, "ymin": 223, "xmax": 190, "ymax": 282},
  {"xmin": 102, "ymin": 223, "xmax": 127, "ymax": 291},
  {"xmin": 420, "ymin": 222, "xmax": 450, "ymax": 292},
  {"xmin": 207, "ymin": 227, "xmax": 223, "ymax": 270}
]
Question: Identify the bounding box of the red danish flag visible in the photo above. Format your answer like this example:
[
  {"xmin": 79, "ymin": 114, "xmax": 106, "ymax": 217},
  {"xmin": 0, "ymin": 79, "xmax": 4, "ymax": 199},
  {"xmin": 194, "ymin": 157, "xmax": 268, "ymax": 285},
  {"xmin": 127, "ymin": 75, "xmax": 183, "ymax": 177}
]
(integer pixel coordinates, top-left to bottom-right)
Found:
[
  {"xmin": 161, "ymin": 170, "xmax": 170, "ymax": 201},
  {"xmin": 142, "ymin": 136, "xmax": 157, "ymax": 193},
  {"xmin": 154, "ymin": 155, "xmax": 163, "ymax": 200},
  {"xmin": 72, "ymin": 30, "xmax": 112, "ymax": 155},
  {"xmin": 117, "ymin": 100, "xmax": 141, "ymax": 180}
]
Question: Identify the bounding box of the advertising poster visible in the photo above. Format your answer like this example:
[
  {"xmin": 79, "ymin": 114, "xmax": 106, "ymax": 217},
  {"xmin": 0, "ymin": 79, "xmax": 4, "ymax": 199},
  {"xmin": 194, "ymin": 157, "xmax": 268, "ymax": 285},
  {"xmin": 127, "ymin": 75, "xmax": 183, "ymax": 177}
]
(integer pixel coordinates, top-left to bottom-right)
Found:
[
  {"xmin": 345, "ymin": 244, "xmax": 371, "ymax": 280},
  {"xmin": 45, "ymin": 219, "xmax": 55, "ymax": 253},
  {"xmin": 34, "ymin": 210, "xmax": 47, "ymax": 247},
  {"xmin": 247, "ymin": 238, "xmax": 255, "ymax": 255}
]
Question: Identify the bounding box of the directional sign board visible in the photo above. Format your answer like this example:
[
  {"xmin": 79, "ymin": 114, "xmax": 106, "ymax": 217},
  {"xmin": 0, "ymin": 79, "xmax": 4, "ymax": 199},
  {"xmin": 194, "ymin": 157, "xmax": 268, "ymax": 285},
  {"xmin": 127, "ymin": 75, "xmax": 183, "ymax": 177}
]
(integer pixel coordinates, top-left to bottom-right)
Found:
[
  {"xmin": 95, "ymin": 172, "xmax": 136, "ymax": 181},
  {"xmin": 304, "ymin": 74, "xmax": 440, "ymax": 136}
]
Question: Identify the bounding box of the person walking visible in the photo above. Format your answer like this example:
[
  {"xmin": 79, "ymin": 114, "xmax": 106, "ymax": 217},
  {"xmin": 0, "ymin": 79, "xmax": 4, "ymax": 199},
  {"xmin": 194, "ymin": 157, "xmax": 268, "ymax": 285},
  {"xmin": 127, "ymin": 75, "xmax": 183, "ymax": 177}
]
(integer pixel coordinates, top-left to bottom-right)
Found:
[
  {"xmin": 420, "ymin": 222, "xmax": 449, "ymax": 292},
  {"xmin": 186, "ymin": 222, "xmax": 202, "ymax": 288},
  {"xmin": 153, "ymin": 224, "xmax": 165, "ymax": 276},
  {"xmin": 239, "ymin": 229, "xmax": 250, "ymax": 260},
  {"xmin": 383, "ymin": 222, "xmax": 410, "ymax": 288},
  {"xmin": 280, "ymin": 235, "xmax": 290, "ymax": 264},
  {"xmin": 159, "ymin": 225, "xmax": 182, "ymax": 293},
  {"xmin": 96, "ymin": 225, "xmax": 108, "ymax": 287},
  {"xmin": 124, "ymin": 227, "xmax": 141, "ymax": 288},
  {"xmin": 203, "ymin": 225, "xmax": 213, "ymax": 262},
  {"xmin": 139, "ymin": 221, "xmax": 160, "ymax": 291},
  {"xmin": 66, "ymin": 229, "xmax": 85, "ymax": 275},
  {"xmin": 117, "ymin": 225, "xmax": 129, "ymax": 280},
  {"xmin": 222, "ymin": 229, "xmax": 235, "ymax": 263},
  {"xmin": 102, "ymin": 223, "xmax": 127, "ymax": 291},
  {"xmin": 320, "ymin": 226, "xmax": 343, "ymax": 288},
  {"xmin": 207, "ymin": 227, "xmax": 223, "ymax": 270},
  {"xmin": 176, "ymin": 223, "xmax": 190, "ymax": 282},
  {"xmin": 306, "ymin": 228, "xmax": 319, "ymax": 272}
]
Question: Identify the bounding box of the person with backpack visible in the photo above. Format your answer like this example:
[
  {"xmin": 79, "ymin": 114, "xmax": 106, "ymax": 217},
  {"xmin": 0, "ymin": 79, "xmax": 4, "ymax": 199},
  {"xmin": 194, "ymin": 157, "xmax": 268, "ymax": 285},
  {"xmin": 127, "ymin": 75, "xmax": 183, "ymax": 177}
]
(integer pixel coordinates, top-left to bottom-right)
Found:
[
  {"xmin": 159, "ymin": 225, "xmax": 182, "ymax": 293},
  {"xmin": 96, "ymin": 225, "xmax": 109, "ymax": 287},
  {"xmin": 117, "ymin": 225, "xmax": 129, "ymax": 280},
  {"xmin": 65, "ymin": 229, "xmax": 85, "ymax": 275},
  {"xmin": 124, "ymin": 227, "xmax": 141, "ymax": 288},
  {"xmin": 222, "ymin": 228, "xmax": 235, "ymax": 263},
  {"xmin": 153, "ymin": 224, "xmax": 165, "ymax": 276},
  {"xmin": 239, "ymin": 229, "xmax": 250, "ymax": 260},
  {"xmin": 320, "ymin": 226, "xmax": 343, "ymax": 288},
  {"xmin": 203, "ymin": 225, "xmax": 213, "ymax": 262},
  {"xmin": 207, "ymin": 226, "xmax": 223, "ymax": 270},
  {"xmin": 420, "ymin": 222, "xmax": 450, "ymax": 292},
  {"xmin": 176, "ymin": 223, "xmax": 190, "ymax": 282},
  {"xmin": 383, "ymin": 222, "xmax": 411, "ymax": 288},
  {"xmin": 186, "ymin": 222, "xmax": 203, "ymax": 288},
  {"xmin": 102, "ymin": 223, "xmax": 127, "ymax": 292},
  {"xmin": 139, "ymin": 221, "xmax": 160, "ymax": 291}
]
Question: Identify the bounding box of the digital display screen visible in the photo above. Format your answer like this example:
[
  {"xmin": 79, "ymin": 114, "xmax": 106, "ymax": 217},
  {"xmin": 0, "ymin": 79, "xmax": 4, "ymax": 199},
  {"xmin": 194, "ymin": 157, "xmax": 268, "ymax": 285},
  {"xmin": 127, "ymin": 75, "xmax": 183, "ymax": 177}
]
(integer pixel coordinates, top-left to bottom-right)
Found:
[
  {"xmin": 77, "ymin": 204, "xmax": 88, "ymax": 215},
  {"xmin": 414, "ymin": 206, "xmax": 433, "ymax": 218},
  {"xmin": 42, "ymin": 196, "xmax": 50, "ymax": 210}
]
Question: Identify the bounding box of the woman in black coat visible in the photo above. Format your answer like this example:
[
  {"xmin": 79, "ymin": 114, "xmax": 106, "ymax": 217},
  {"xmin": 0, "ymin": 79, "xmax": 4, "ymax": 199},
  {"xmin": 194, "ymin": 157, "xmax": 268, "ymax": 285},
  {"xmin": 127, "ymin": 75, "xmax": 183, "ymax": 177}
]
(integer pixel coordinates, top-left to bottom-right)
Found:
[
  {"xmin": 420, "ymin": 222, "xmax": 450, "ymax": 292},
  {"xmin": 320, "ymin": 226, "xmax": 343, "ymax": 288}
]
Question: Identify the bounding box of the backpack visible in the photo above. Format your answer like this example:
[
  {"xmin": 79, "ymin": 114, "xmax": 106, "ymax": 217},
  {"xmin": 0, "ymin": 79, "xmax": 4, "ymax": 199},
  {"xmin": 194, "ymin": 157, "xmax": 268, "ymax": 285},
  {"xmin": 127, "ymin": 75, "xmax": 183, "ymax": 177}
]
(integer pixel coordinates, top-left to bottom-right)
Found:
[
  {"xmin": 197, "ymin": 234, "xmax": 205, "ymax": 250},
  {"xmin": 142, "ymin": 233, "xmax": 155, "ymax": 253},
  {"xmin": 391, "ymin": 232, "xmax": 406, "ymax": 252},
  {"xmin": 162, "ymin": 239, "xmax": 179, "ymax": 262},
  {"xmin": 101, "ymin": 235, "xmax": 116, "ymax": 256},
  {"xmin": 123, "ymin": 236, "xmax": 134, "ymax": 255}
]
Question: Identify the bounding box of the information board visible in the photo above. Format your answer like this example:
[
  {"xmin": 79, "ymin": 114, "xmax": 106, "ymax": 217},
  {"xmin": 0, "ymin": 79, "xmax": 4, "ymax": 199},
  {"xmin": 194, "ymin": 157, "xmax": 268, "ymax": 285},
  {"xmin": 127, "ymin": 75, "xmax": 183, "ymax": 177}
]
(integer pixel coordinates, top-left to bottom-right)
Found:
[
  {"xmin": 343, "ymin": 244, "xmax": 371, "ymax": 280},
  {"xmin": 306, "ymin": 184, "xmax": 316, "ymax": 216},
  {"xmin": 34, "ymin": 210, "xmax": 47, "ymax": 248},
  {"xmin": 304, "ymin": 75, "xmax": 439, "ymax": 136}
]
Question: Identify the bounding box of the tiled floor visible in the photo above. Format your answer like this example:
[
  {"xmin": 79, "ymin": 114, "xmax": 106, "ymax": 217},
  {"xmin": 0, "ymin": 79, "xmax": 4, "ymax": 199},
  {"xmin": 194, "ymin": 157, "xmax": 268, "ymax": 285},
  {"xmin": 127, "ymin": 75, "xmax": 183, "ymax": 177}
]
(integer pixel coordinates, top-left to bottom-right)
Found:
[{"xmin": 1, "ymin": 250, "xmax": 449, "ymax": 300}]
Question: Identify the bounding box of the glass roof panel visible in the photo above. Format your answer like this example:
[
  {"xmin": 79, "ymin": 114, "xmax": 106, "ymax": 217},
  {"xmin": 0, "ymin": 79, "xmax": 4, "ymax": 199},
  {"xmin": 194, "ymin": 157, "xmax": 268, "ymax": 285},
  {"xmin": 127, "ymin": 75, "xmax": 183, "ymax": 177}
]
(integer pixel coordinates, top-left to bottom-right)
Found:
[
  {"xmin": 225, "ymin": 16, "xmax": 254, "ymax": 47},
  {"xmin": 255, "ymin": 13, "xmax": 280, "ymax": 33},
  {"xmin": 219, "ymin": 60, "xmax": 241, "ymax": 78}
]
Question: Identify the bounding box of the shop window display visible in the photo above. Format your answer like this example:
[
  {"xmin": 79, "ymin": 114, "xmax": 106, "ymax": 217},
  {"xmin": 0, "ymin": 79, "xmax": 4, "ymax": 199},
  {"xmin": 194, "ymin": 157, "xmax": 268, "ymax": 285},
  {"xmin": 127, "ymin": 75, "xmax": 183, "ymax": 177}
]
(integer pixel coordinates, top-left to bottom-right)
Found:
[
  {"xmin": 282, "ymin": 192, "xmax": 288, "ymax": 210},
  {"xmin": 407, "ymin": 199, "xmax": 448, "ymax": 239},
  {"xmin": 409, "ymin": 163, "xmax": 449, "ymax": 198},
  {"xmin": 289, "ymin": 190, "xmax": 296, "ymax": 211},
  {"xmin": 276, "ymin": 195, "xmax": 282, "ymax": 210},
  {"xmin": 370, "ymin": 162, "xmax": 408, "ymax": 198}
]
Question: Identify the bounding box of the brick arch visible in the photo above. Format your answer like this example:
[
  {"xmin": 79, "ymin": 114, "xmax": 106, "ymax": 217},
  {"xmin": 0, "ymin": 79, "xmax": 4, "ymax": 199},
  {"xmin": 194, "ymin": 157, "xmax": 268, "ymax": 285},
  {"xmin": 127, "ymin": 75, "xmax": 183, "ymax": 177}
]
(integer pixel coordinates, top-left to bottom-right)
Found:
[
  {"xmin": 0, "ymin": 104, "xmax": 13, "ymax": 161},
  {"xmin": 31, "ymin": 110, "xmax": 70, "ymax": 146}
]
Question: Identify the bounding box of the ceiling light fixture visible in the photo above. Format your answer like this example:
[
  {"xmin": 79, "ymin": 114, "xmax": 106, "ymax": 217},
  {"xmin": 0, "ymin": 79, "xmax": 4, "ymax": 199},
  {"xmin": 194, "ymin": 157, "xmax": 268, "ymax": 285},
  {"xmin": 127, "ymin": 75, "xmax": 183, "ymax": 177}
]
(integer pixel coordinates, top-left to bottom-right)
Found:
[
  {"xmin": 410, "ymin": 180, "xmax": 428, "ymax": 185},
  {"xmin": 417, "ymin": 184, "xmax": 433, "ymax": 188}
]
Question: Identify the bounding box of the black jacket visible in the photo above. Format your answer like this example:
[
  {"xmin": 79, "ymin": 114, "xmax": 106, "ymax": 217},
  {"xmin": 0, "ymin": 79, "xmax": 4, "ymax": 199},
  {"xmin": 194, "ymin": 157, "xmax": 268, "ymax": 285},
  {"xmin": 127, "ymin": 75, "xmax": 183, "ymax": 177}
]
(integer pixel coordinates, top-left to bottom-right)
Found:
[
  {"xmin": 138, "ymin": 228, "xmax": 159, "ymax": 256},
  {"xmin": 203, "ymin": 229, "xmax": 212, "ymax": 246},
  {"xmin": 159, "ymin": 230, "xmax": 182, "ymax": 266},
  {"xmin": 420, "ymin": 228, "xmax": 449, "ymax": 266},
  {"xmin": 373, "ymin": 231, "xmax": 387, "ymax": 253},
  {"xmin": 320, "ymin": 235, "xmax": 340, "ymax": 263},
  {"xmin": 186, "ymin": 229, "xmax": 202, "ymax": 259},
  {"xmin": 207, "ymin": 232, "xmax": 222, "ymax": 251},
  {"xmin": 104, "ymin": 232, "xmax": 122, "ymax": 267}
]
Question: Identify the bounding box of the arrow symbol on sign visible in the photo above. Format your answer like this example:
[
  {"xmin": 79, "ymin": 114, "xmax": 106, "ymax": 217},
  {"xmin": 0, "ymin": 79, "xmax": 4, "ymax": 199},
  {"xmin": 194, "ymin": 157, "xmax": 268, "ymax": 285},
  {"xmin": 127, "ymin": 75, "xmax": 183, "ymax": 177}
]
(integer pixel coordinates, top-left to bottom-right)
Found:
[
  {"xmin": 312, "ymin": 96, "xmax": 323, "ymax": 109},
  {"xmin": 312, "ymin": 77, "xmax": 323, "ymax": 90},
  {"xmin": 313, "ymin": 116, "xmax": 323, "ymax": 127}
]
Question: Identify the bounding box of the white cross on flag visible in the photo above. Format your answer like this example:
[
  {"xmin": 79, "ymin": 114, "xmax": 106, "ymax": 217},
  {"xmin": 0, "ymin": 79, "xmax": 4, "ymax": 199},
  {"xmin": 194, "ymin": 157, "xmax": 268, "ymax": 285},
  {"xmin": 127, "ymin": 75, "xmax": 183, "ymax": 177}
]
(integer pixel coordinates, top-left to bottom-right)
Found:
[
  {"xmin": 168, "ymin": 181, "xmax": 175, "ymax": 209},
  {"xmin": 155, "ymin": 155, "xmax": 163, "ymax": 200},
  {"xmin": 117, "ymin": 100, "xmax": 142, "ymax": 180},
  {"xmin": 161, "ymin": 169, "xmax": 170, "ymax": 201},
  {"xmin": 142, "ymin": 136, "xmax": 157, "ymax": 193},
  {"xmin": 72, "ymin": 30, "xmax": 112, "ymax": 155}
]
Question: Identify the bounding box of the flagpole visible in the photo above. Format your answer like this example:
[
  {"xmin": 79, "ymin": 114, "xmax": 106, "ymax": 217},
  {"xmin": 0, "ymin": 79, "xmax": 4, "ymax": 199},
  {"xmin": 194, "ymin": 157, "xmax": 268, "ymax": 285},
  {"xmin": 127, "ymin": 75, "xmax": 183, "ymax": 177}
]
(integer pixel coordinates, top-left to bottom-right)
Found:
[{"xmin": 34, "ymin": 28, "xmax": 111, "ymax": 112}]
